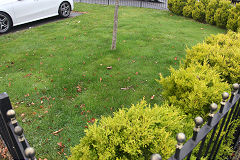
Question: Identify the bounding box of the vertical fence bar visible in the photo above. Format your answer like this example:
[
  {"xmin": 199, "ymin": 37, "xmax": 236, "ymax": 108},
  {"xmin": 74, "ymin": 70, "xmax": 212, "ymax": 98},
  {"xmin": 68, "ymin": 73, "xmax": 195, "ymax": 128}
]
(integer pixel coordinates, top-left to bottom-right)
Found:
[
  {"xmin": 208, "ymin": 92, "xmax": 229, "ymax": 160},
  {"xmin": 196, "ymin": 136, "xmax": 207, "ymax": 160},
  {"xmin": 187, "ymin": 117, "xmax": 203, "ymax": 160},
  {"xmin": 222, "ymin": 84, "xmax": 239, "ymax": 138},
  {"xmin": 208, "ymin": 114, "xmax": 227, "ymax": 160},
  {"xmin": 225, "ymin": 98, "xmax": 240, "ymax": 139},
  {"xmin": 140, "ymin": 0, "xmax": 143, "ymax": 8},
  {"xmin": 203, "ymin": 103, "xmax": 218, "ymax": 157}
]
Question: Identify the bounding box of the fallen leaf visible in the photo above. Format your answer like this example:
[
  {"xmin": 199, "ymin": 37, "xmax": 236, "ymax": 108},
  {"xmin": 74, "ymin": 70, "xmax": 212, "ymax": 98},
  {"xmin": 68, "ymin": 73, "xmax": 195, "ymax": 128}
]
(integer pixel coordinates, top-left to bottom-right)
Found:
[
  {"xmin": 174, "ymin": 57, "xmax": 177, "ymax": 60},
  {"xmin": 24, "ymin": 73, "xmax": 32, "ymax": 78},
  {"xmin": 80, "ymin": 104, "xmax": 85, "ymax": 108},
  {"xmin": 91, "ymin": 118, "xmax": 96, "ymax": 123},
  {"xmin": 151, "ymin": 95, "xmax": 155, "ymax": 100},
  {"xmin": 57, "ymin": 142, "xmax": 65, "ymax": 149},
  {"xmin": 121, "ymin": 87, "xmax": 129, "ymax": 90},
  {"xmin": 106, "ymin": 66, "xmax": 112, "ymax": 70},
  {"xmin": 52, "ymin": 128, "xmax": 63, "ymax": 135},
  {"xmin": 76, "ymin": 85, "xmax": 82, "ymax": 92},
  {"xmin": 135, "ymin": 72, "xmax": 139, "ymax": 75},
  {"xmin": 100, "ymin": 77, "xmax": 102, "ymax": 82}
]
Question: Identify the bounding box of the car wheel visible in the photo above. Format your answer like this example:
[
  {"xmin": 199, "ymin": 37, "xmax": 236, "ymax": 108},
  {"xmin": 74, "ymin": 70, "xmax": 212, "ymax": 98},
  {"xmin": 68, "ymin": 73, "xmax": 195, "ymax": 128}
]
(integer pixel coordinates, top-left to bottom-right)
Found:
[
  {"xmin": 0, "ymin": 12, "xmax": 12, "ymax": 34},
  {"xmin": 59, "ymin": 2, "xmax": 71, "ymax": 18}
]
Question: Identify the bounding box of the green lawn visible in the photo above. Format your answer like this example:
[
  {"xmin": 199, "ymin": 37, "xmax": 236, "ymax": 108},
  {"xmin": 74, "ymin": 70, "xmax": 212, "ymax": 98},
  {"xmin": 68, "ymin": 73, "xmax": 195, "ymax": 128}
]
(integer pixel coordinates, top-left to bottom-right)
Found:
[{"xmin": 0, "ymin": 3, "xmax": 225, "ymax": 159}]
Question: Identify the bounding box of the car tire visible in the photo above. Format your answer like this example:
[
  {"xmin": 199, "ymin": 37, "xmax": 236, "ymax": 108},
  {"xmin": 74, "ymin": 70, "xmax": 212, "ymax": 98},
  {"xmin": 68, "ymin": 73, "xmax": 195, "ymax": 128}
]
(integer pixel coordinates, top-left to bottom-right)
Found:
[
  {"xmin": 0, "ymin": 12, "xmax": 12, "ymax": 34},
  {"xmin": 58, "ymin": 2, "xmax": 71, "ymax": 18}
]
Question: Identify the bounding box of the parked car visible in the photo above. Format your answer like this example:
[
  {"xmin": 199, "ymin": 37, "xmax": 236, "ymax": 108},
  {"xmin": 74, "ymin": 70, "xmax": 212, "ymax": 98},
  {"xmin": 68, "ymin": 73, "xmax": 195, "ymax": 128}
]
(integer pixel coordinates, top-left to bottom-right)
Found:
[{"xmin": 0, "ymin": 0, "xmax": 74, "ymax": 33}]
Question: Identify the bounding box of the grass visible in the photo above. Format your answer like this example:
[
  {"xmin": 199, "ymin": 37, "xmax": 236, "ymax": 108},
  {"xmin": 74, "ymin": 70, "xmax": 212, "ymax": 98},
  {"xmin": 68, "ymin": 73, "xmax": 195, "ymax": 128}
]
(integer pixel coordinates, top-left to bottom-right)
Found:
[{"xmin": 0, "ymin": 3, "xmax": 225, "ymax": 159}]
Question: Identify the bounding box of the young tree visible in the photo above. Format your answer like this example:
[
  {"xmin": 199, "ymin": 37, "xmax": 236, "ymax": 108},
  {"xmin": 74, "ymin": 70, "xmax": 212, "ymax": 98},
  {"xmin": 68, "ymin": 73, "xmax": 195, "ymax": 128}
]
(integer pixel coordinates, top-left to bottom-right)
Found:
[{"xmin": 111, "ymin": 0, "xmax": 119, "ymax": 50}]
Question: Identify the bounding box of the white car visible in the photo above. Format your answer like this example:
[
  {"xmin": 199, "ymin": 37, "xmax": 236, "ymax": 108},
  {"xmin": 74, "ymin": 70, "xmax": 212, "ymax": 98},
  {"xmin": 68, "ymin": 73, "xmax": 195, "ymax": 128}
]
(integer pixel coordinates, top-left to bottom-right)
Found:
[{"xmin": 0, "ymin": 0, "xmax": 74, "ymax": 33}]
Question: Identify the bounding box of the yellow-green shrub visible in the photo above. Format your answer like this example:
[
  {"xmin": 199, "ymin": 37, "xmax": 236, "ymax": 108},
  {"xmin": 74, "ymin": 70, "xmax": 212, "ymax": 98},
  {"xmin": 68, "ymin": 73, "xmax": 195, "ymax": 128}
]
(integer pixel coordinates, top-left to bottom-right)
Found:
[
  {"xmin": 238, "ymin": 18, "xmax": 240, "ymax": 32},
  {"xmin": 169, "ymin": 0, "xmax": 187, "ymax": 15},
  {"xmin": 69, "ymin": 100, "xmax": 192, "ymax": 160},
  {"xmin": 184, "ymin": 31, "xmax": 240, "ymax": 84},
  {"xmin": 227, "ymin": 3, "xmax": 240, "ymax": 31},
  {"xmin": 168, "ymin": 0, "xmax": 174, "ymax": 12},
  {"xmin": 157, "ymin": 63, "xmax": 230, "ymax": 118},
  {"xmin": 183, "ymin": 0, "xmax": 196, "ymax": 18},
  {"xmin": 206, "ymin": 0, "xmax": 219, "ymax": 24},
  {"xmin": 214, "ymin": 0, "xmax": 232, "ymax": 28},
  {"xmin": 192, "ymin": 1, "xmax": 206, "ymax": 22}
]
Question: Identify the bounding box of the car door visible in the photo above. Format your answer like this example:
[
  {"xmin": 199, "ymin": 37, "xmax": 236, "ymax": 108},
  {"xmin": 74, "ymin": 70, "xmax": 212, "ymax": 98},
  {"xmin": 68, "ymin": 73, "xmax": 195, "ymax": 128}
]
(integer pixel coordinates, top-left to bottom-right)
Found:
[
  {"xmin": 35, "ymin": 0, "xmax": 59, "ymax": 19},
  {"xmin": 12, "ymin": 0, "xmax": 38, "ymax": 25}
]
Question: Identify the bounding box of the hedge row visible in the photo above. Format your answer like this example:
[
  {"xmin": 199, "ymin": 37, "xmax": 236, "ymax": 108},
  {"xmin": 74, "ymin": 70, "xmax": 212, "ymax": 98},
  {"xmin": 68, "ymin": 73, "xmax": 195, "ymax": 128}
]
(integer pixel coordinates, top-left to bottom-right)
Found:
[
  {"xmin": 69, "ymin": 101, "xmax": 193, "ymax": 160},
  {"xmin": 69, "ymin": 33, "xmax": 240, "ymax": 160},
  {"xmin": 168, "ymin": 0, "xmax": 240, "ymax": 31},
  {"xmin": 158, "ymin": 31, "xmax": 240, "ymax": 158}
]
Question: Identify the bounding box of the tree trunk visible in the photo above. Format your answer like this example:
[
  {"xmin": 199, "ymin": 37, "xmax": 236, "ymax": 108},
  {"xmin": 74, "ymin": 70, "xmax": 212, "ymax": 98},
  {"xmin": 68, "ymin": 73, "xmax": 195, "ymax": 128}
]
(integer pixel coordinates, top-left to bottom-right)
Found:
[{"xmin": 111, "ymin": 0, "xmax": 119, "ymax": 50}]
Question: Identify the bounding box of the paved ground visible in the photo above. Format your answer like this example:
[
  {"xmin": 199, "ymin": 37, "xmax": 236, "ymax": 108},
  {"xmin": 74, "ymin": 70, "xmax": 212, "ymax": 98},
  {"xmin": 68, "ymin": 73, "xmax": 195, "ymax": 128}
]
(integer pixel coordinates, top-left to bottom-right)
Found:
[{"xmin": 0, "ymin": 12, "xmax": 82, "ymax": 36}]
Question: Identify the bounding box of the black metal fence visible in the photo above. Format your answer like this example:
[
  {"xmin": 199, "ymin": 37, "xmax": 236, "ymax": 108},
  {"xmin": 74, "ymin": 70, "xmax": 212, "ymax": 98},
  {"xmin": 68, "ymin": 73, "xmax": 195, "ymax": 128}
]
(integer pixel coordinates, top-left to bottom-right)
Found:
[
  {"xmin": 74, "ymin": 0, "xmax": 168, "ymax": 10},
  {"xmin": 151, "ymin": 83, "xmax": 240, "ymax": 160},
  {"xmin": 0, "ymin": 92, "xmax": 36, "ymax": 160}
]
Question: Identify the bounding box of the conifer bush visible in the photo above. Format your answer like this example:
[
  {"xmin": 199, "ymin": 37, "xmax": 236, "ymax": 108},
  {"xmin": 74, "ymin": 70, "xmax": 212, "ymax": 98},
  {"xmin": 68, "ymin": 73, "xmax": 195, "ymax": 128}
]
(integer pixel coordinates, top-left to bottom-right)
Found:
[
  {"xmin": 184, "ymin": 31, "xmax": 240, "ymax": 84},
  {"xmin": 169, "ymin": 0, "xmax": 187, "ymax": 15},
  {"xmin": 214, "ymin": 0, "xmax": 232, "ymax": 28},
  {"xmin": 192, "ymin": 1, "xmax": 206, "ymax": 22},
  {"xmin": 168, "ymin": 0, "xmax": 174, "ymax": 12},
  {"xmin": 69, "ymin": 100, "xmax": 192, "ymax": 160},
  {"xmin": 205, "ymin": 0, "xmax": 219, "ymax": 24},
  {"xmin": 157, "ymin": 63, "xmax": 230, "ymax": 118},
  {"xmin": 183, "ymin": 0, "xmax": 195, "ymax": 18},
  {"xmin": 227, "ymin": 3, "xmax": 240, "ymax": 32}
]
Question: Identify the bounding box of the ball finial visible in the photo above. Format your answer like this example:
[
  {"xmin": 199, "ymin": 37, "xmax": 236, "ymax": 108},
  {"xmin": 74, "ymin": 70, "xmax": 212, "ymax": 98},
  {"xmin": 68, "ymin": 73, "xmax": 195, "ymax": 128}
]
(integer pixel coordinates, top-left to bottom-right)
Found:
[
  {"xmin": 194, "ymin": 117, "xmax": 204, "ymax": 126},
  {"xmin": 25, "ymin": 147, "xmax": 36, "ymax": 158},
  {"xmin": 150, "ymin": 154, "xmax": 162, "ymax": 160},
  {"xmin": 176, "ymin": 133, "xmax": 186, "ymax": 143},
  {"xmin": 222, "ymin": 92, "xmax": 229, "ymax": 100},
  {"xmin": 233, "ymin": 83, "xmax": 239, "ymax": 91},
  {"xmin": 6, "ymin": 109, "xmax": 16, "ymax": 118},
  {"xmin": 14, "ymin": 126, "xmax": 23, "ymax": 136},
  {"xmin": 210, "ymin": 103, "xmax": 218, "ymax": 112}
]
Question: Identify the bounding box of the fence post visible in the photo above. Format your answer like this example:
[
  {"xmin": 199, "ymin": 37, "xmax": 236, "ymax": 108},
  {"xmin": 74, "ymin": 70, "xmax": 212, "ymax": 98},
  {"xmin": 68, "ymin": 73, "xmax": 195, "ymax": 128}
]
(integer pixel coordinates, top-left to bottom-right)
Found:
[
  {"xmin": 0, "ymin": 92, "xmax": 36, "ymax": 160},
  {"xmin": 174, "ymin": 133, "xmax": 186, "ymax": 160},
  {"xmin": 207, "ymin": 103, "xmax": 218, "ymax": 126},
  {"xmin": 186, "ymin": 117, "xmax": 203, "ymax": 160},
  {"xmin": 150, "ymin": 153, "xmax": 162, "ymax": 160},
  {"xmin": 140, "ymin": 0, "xmax": 143, "ymax": 8}
]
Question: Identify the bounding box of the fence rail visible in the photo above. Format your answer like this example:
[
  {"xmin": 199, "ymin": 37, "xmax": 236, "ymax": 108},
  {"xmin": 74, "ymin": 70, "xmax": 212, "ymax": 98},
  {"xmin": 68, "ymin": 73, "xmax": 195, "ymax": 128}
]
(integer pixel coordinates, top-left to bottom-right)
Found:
[
  {"xmin": 151, "ymin": 83, "xmax": 240, "ymax": 160},
  {"xmin": 74, "ymin": 0, "xmax": 168, "ymax": 10},
  {"xmin": 0, "ymin": 92, "xmax": 36, "ymax": 160}
]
